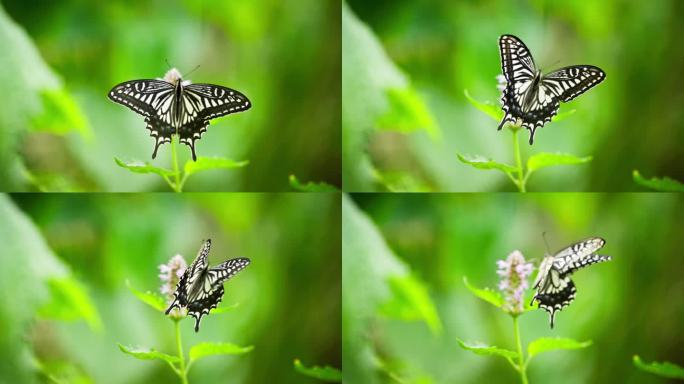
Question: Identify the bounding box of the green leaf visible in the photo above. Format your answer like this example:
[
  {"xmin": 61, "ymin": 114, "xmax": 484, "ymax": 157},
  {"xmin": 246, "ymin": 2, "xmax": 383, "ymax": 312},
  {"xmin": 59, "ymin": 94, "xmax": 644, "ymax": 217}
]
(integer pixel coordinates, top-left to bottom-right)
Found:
[
  {"xmin": 379, "ymin": 275, "xmax": 443, "ymax": 335},
  {"xmin": 633, "ymin": 355, "xmax": 684, "ymax": 379},
  {"xmin": 210, "ymin": 302, "xmax": 239, "ymax": 314},
  {"xmin": 289, "ymin": 174, "xmax": 339, "ymax": 192},
  {"xmin": 38, "ymin": 276, "xmax": 103, "ymax": 331},
  {"xmin": 114, "ymin": 157, "xmax": 174, "ymax": 177},
  {"xmin": 633, "ymin": 170, "xmax": 684, "ymax": 192},
  {"xmin": 456, "ymin": 338, "xmax": 518, "ymax": 360},
  {"xmin": 31, "ymin": 88, "xmax": 92, "ymax": 138},
  {"xmin": 125, "ymin": 280, "xmax": 166, "ymax": 312},
  {"xmin": 342, "ymin": 1, "xmax": 409, "ymax": 190},
  {"xmin": 377, "ymin": 87, "xmax": 441, "ymax": 140},
  {"xmin": 293, "ymin": 359, "xmax": 342, "ymax": 382},
  {"xmin": 0, "ymin": 196, "xmax": 69, "ymax": 381},
  {"xmin": 463, "ymin": 89, "xmax": 503, "ymax": 121},
  {"xmin": 552, "ymin": 108, "xmax": 576, "ymax": 122},
  {"xmin": 117, "ymin": 344, "xmax": 180, "ymax": 365},
  {"xmin": 457, "ymin": 153, "xmax": 517, "ymax": 174},
  {"xmin": 184, "ymin": 156, "xmax": 249, "ymax": 178},
  {"xmin": 462, "ymin": 277, "xmax": 504, "ymax": 308},
  {"xmin": 189, "ymin": 342, "xmax": 254, "ymax": 363},
  {"xmin": 526, "ymin": 153, "xmax": 592, "ymax": 173},
  {"xmin": 527, "ymin": 337, "xmax": 592, "ymax": 359}
]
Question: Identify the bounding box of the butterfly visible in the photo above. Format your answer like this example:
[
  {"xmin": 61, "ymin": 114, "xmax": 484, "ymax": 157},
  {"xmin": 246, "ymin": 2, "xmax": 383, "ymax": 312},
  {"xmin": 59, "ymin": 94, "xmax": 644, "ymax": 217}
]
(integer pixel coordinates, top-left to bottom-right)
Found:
[
  {"xmin": 497, "ymin": 34, "xmax": 605, "ymax": 144},
  {"xmin": 165, "ymin": 239, "xmax": 250, "ymax": 332},
  {"xmin": 530, "ymin": 237, "xmax": 611, "ymax": 328},
  {"xmin": 108, "ymin": 68, "xmax": 251, "ymax": 161}
]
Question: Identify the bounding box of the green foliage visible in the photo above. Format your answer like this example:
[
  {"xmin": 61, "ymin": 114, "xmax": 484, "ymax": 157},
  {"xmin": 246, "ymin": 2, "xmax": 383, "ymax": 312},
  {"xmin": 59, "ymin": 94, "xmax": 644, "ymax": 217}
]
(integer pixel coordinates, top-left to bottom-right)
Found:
[
  {"xmin": 293, "ymin": 359, "xmax": 343, "ymax": 382},
  {"xmin": 126, "ymin": 280, "xmax": 167, "ymax": 312},
  {"xmin": 377, "ymin": 87, "xmax": 440, "ymax": 140},
  {"xmin": 379, "ymin": 275, "xmax": 443, "ymax": 335},
  {"xmin": 633, "ymin": 355, "xmax": 684, "ymax": 379},
  {"xmin": 526, "ymin": 153, "xmax": 592, "ymax": 173},
  {"xmin": 456, "ymin": 339, "xmax": 518, "ymax": 362},
  {"xmin": 342, "ymin": 2, "xmax": 438, "ymax": 191},
  {"xmin": 457, "ymin": 154, "xmax": 517, "ymax": 174},
  {"xmin": 38, "ymin": 276, "xmax": 103, "ymax": 331},
  {"xmin": 289, "ymin": 174, "xmax": 340, "ymax": 192},
  {"xmin": 459, "ymin": 92, "xmax": 592, "ymax": 192},
  {"xmin": 115, "ymin": 149, "xmax": 249, "ymax": 192},
  {"xmin": 0, "ymin": 4, "xmax": 90, "ymax": 190},
  {"xmin": 462, "ymin": 276, "xmax": 504, "ymax": 309},
  {"xmin": 342, "ymin": 195, "xmax": 441, "ymax": 383},
  {"xmin": 0, "ymin": 196, "xmax": 103, "ymax": 381},
  {"xmin": 118, "ymin": 344, "xmax": 181, "ymax": 365},
  {"xmin": 527, "ymin": 338, "xmax": 592, "ymax": 359},
  {"xmin": 188, "ymin": 342, "xmax": 254, "ymax": 363},
  {"xmin": 633, "ymin": 170, "xmax": 684, "ymax": 192}
]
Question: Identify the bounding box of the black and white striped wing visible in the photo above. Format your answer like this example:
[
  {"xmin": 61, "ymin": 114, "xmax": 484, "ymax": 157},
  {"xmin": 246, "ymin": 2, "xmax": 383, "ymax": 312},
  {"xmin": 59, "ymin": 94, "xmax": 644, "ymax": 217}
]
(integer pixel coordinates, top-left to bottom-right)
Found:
[
  {"xmin": 498, "ymin": 35, "xmax": 558, "ymax": 141},
  {"xmin": 542, "ymin": 66, "xmax": 606, "ymax": 103},
  {"xmin": 108, "ymin": 80, "xmax": 177, "ymax": 159},
  {"xmin": 550, "ymin": 237, "xmax": 610, "ymax": 275},
  {"xmin": 532, "ymin": 237, "xmax": 611, "ymax": 328},
  {"xmin": 499, "ymin": 34, "xmax": 537, "ymax": 83},
  {"xmin": 178, "ymin": 84, "xmax": 251, "ymax": 161},
  {"xmin": 186, "ymin": 257, "xmax": 251, "ymax": 332},
  {"xmin": 165, "ymin": 239, "xmax": 212, "ymax": 315}
]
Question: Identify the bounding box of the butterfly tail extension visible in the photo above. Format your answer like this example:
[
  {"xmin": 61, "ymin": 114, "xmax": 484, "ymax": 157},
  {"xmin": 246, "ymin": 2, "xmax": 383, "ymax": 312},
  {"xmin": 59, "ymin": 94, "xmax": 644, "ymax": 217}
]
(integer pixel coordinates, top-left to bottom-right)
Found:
[{"xmin": 165, "ymin": 297, "xmax": 180, "ymax": 315}]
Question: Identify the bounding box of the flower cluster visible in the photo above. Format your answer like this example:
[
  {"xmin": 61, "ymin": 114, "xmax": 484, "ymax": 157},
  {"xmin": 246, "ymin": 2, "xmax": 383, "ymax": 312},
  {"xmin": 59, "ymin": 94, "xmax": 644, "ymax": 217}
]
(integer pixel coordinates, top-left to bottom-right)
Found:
[
  {"xmin": 159, "ymin": 254, "xmax": 187, "ymax": 317},
  {"xmin": 496, "ymin": 250, "xmax": 533, "ymax": 315}
]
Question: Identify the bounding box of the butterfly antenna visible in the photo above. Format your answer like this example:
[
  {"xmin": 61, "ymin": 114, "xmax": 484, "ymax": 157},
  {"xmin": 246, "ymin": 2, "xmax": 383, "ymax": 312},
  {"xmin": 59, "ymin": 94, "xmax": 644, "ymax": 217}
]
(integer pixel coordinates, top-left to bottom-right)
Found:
[
  {"xmin": 542, "ymin": 231, "xmax": 552, "ymax": 254},
  {"xmin": 164, "ymin": 58, "xmax": 172, "ymax": 70},
  {"xmin": 185, "ymin": 65, "xmax": 201, "ymax": 77}
]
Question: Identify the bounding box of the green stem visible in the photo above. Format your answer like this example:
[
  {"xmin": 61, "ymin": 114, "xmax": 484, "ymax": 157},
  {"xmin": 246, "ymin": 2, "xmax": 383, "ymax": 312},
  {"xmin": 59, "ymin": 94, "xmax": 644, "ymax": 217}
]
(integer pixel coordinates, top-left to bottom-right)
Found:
[
  {"xmin": 171, "ymin": 137, "xmax": 182, "ymax": 193},
  {"xmin": 513, "ymin": 316, "xmax": 528, "ymax": 384},
  {"xmin": 511, "ymin": 128, "xmax": 526, "ymax": 192},
  {"xmin": 175, "ymin": 320, "xmax": 189, "ymax": 384}
]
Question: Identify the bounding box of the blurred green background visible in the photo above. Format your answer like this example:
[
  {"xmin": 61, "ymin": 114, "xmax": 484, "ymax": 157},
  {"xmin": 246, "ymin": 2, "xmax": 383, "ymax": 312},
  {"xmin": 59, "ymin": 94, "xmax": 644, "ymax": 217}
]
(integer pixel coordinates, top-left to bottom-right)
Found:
[
  {"xmin": 343, "ymin": 193, "xmax": 683, "ymax": 383},
  {"xmin": 0, "ymin": 0, "xmax": 340, "ymax": 191},
  {"xmin": 342, "ymin": 0, "xmax": 684, "ymax": 191},
  {"xmin": 0, "ymin": 193, "xmax": 340, "ymax": 383}
]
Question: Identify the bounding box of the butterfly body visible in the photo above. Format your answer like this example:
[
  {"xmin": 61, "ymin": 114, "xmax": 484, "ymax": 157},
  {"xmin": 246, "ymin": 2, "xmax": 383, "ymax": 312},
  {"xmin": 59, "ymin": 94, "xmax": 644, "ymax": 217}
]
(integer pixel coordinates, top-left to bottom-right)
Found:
[
  {"xmin": 531, "ymin": 237, "xmax": 611, "ymax": 328},
  {"xmin": 165, "ymin": 239, "xmax": 250, "ymax": 332},
  {"xmin": 108, "ymin": 68, "xmax": 251, "ymax": 161},
  {"xmin": 497, "ymin": 35, "xmax": 605, "ymax": 144}
]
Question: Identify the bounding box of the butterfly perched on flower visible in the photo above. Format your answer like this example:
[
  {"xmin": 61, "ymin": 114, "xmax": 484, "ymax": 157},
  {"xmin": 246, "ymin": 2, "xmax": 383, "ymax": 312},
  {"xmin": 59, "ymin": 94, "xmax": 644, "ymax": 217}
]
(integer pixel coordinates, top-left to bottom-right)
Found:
[
  {"xmin": 108, "ymin": 68, "xmax": 251, "ymax": 161},
  {"xmin": 165, "ymin": 239, "xmax": 250, "ymax": 332},
  {"xmin": 530, "ymin": 237, "xmax": 611, "ymax": 328},
  {"xmin": 497, "ymin": 34, "xmax": 605, "ymax": 144}
]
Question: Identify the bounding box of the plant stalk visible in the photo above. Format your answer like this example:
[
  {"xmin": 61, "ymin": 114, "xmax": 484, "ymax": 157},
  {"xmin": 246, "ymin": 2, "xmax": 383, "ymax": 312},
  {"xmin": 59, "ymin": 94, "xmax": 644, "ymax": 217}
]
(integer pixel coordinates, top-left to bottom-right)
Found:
[
  {"xmin": 513, "ymin": 316, "xmax": 528, "ymax": 384},
  {"xmin": 511, "ymin": 128, "xmax": 526, "ymax": 192},
  {"xmin": 175, "ymin": 320, "xmax": 189, "ymax": 384},
  {"xmin": 171, "ymin": 137, "xmax": 181, "ymax": 192}
]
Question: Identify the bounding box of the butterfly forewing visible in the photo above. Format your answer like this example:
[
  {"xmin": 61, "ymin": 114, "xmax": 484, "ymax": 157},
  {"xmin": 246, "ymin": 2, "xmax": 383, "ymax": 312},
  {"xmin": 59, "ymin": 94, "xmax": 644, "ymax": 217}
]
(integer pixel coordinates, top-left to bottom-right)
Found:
[{"xmin": 542, "ymin": 65, "xmax": 606, "ymax": 102}]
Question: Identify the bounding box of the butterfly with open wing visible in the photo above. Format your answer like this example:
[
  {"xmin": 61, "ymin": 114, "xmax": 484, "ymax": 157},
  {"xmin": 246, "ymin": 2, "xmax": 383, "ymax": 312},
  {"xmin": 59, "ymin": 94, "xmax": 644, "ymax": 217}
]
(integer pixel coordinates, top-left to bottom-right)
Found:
[
  {"xmin": 497, "ymin": 34, "xmax": 605, "ymax": 144},
  {"xmin": 108, "ymin": 68, "xmax": 251, "ymax": 161},
  {"xmin": 165, "ymin": 239, "xmax": 250, "ymax": 332},
  {"xmin": 530, "ymin": 237, "xmax": 611, "ymax": 328}
]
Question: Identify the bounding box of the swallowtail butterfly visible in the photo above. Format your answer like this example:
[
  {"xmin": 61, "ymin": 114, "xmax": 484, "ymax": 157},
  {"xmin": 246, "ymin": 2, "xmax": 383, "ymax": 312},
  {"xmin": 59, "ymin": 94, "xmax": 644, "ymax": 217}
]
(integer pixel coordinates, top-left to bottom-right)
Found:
[
  {"xmin": 165, "ymin": 239, "xmax": 250, "ymax": 332},
  {"xmin": 530, "ymin": 237, "xmax": 611, "ymax": 328},
  {"xmin": 108, "ymin": 68, "xmax": 251, "ymax": 161},
  {"xmin": 497, "ymin": 34, "xmax": 605, "ymax": 144}
]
